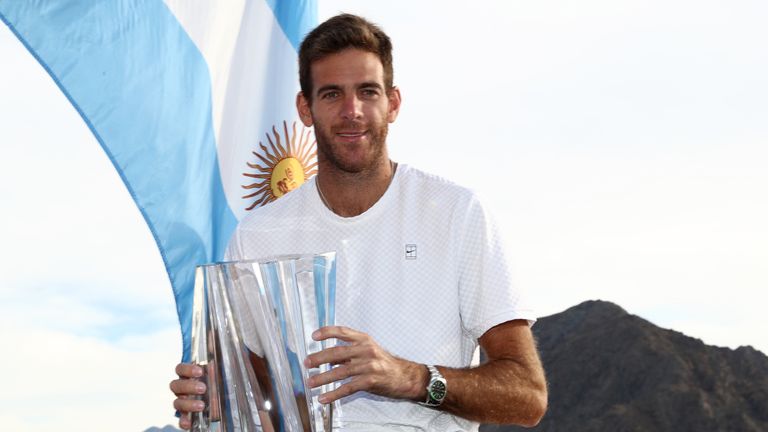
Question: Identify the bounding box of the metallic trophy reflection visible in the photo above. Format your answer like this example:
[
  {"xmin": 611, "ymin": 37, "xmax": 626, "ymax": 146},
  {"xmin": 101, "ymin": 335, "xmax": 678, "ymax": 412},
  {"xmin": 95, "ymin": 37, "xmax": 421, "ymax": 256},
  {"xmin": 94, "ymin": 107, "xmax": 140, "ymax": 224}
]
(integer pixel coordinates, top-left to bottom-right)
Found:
[{"xmin": 190, "ymin": 252, "xmax": 338, "ymax": 431}]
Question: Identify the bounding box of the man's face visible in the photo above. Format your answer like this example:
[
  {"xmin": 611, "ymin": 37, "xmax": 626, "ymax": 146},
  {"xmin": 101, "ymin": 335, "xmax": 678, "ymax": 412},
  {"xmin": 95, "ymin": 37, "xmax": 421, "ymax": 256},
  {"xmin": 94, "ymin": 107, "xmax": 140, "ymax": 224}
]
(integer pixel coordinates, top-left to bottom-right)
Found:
[{"xmin": 297, "ymin": 48, "xmax": 401, "ymax": 174}]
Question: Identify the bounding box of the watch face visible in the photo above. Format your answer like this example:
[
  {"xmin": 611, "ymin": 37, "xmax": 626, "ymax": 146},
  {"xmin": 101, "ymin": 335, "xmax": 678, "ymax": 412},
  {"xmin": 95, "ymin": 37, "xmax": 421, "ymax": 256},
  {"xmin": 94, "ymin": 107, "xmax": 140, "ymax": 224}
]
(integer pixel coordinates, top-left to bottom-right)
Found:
[{"xmin": 430, "ymin": 380, "xmax": 446, "ymax": 401}]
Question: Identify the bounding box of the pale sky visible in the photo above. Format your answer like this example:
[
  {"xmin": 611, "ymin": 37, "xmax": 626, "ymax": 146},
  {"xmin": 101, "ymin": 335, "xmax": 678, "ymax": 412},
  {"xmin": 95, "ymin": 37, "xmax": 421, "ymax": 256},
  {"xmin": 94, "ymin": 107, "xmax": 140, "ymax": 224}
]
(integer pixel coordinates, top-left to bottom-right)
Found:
[{"xmin": 1, "ymin": 1, "xmax": 767, "ymax": 430}]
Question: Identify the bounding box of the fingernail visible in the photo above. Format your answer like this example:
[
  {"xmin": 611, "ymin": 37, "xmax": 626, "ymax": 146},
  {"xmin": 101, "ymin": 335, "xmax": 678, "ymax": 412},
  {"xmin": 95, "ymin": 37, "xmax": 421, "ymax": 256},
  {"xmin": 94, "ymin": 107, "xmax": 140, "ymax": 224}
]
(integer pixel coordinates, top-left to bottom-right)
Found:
[
  {"xmin": 304, "ymin": 357, "xmax": 312, "ymax": 368},
  {"xmin": 318, "ymin": 395, "xmax": 328, "ymax": 404},
  {"xmin": 194, "ymin": 401, "xmax": 205, "ymax": 410},
  {"xmin": 195, "ymin": 383, "xmax": 206, "ymax": 393},
  {"xmin": 312, "ymin": 330, "xmax": 320, "ymax": 339}
]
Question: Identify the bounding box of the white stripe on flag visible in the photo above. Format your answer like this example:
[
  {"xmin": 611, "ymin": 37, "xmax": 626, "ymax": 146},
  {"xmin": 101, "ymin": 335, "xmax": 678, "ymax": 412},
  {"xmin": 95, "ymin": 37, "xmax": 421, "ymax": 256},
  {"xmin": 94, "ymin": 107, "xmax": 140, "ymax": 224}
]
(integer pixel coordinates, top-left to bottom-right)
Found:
[{"xmin": 167, "ymin": 0, "xmax": 315, "ymax": 219}]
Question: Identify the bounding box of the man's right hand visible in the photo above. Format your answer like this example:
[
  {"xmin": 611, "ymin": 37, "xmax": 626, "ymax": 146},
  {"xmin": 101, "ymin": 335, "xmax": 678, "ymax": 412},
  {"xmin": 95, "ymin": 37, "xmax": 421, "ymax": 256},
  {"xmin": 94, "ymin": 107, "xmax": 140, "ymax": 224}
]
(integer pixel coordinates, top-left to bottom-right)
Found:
[{"xmin": 169, "ymin": 363, "xmax": 207, "ymax": 430}]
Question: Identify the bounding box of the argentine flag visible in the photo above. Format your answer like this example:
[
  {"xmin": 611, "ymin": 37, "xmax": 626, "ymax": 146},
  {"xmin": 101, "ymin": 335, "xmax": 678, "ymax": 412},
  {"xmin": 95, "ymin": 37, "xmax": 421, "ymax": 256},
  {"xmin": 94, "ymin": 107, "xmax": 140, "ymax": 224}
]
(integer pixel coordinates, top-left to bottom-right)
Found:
[{"xmin": 0, "ymin": 0, "xmax": 317, "ymax": 360}]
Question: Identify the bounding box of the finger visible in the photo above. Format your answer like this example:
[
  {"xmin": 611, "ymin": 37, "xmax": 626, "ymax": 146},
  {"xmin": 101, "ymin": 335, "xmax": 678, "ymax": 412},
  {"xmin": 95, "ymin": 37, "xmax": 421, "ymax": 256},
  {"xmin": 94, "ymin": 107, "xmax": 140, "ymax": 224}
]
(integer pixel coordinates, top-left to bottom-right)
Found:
[
  {"xmin": 316, "ymin": 377, "xmax": 368, "ymax": 404},
  {"xmin": 312, "ymin": 326, "xmax": 364, "ymax": 342},
  {"xmin": 305, "ymin": 344, "xmax": 363, "ymax": 368},
  {"xmin": 178, "ymin": 412, "xmax": 191, "ymax": 430},
  {"xmin": 307, "ymin": 363, "xmax": 358, "ymax": 388},
  {"xmin": 170, "ymin": 378, "xmax": 207, "ymax": 396},
  {"xmin": 330, "ymin": 358, "xmax": 350, "ymax": 366},
  {"xmin": 176, "ymin": 363, "xmax": 204, "ymax": 378},
  {"xmin": 174, "ymin": 397, "xmax": 206, "ymax": 413}
]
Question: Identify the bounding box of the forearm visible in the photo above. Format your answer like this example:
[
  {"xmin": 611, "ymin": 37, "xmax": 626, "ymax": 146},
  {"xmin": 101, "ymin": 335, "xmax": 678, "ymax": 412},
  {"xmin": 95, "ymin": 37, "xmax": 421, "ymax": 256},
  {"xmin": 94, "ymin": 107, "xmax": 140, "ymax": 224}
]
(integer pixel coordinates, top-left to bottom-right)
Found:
[
  {"xmin": 435, "ymin": 357, "xmax": 547, "ymax": 426},
  {"xmin": 306, "ymin": 322, "xmax": 547, "ymax": 426},
  {"xmin": 407, "ymin": 321, "xmax": 548, "ymax": 426}
]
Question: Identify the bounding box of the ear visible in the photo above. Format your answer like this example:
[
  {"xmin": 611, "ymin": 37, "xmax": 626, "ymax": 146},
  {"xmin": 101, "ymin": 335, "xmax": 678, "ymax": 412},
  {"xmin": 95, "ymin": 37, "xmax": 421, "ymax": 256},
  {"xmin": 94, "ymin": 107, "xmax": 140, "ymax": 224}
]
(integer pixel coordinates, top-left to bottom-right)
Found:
[
  {"xmin": 296, "ymin": 92, "xmax": 314, "ymax": 127},
  {"xmin": 387, "ymin": 86, "xmax": 402, "ymax": 123}
]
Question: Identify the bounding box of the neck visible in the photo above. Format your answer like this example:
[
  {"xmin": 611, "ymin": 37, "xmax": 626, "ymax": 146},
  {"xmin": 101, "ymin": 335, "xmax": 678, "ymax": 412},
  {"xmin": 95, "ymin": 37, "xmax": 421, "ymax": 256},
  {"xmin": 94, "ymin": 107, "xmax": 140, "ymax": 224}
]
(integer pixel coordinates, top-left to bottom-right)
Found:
[{"xmin": 316, "ymin": 158, "xmax": 397, "ymax": 217}]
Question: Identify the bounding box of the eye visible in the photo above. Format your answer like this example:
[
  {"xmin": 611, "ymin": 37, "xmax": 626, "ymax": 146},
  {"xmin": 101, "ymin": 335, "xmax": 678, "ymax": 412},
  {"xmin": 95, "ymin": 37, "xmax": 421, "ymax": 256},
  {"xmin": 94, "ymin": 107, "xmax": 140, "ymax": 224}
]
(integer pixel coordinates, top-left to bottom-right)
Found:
[
  {"xmin": 320, "ymin": 90, "xmax": 340, "ymax": 100},
  {"xmin": 360, "ymin": 88, "xmax": 380, "ymax": 99}
]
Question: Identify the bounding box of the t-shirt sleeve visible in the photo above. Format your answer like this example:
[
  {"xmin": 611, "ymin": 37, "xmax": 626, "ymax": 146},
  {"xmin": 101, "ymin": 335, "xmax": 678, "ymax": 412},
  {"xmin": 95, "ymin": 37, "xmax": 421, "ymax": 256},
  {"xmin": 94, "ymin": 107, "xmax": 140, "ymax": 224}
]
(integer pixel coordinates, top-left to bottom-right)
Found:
[{"xmin": 457, "ymin": 194, "xmax": 536, "ymax": 341}]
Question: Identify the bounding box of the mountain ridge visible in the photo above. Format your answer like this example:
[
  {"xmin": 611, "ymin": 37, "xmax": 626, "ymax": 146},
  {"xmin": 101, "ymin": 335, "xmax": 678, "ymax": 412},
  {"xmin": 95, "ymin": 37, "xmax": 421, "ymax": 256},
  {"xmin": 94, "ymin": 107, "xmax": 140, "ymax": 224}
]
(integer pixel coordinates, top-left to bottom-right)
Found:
[{"xmin": 481, "ymin": 299, "xmax": 768, "ymax": 431}]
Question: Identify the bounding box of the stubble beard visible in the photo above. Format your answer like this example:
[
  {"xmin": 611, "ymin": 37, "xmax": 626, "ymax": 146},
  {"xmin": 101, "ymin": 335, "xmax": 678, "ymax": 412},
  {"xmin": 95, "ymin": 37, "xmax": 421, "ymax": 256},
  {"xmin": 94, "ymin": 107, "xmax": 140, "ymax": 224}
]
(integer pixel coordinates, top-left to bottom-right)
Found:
[{"xmin": 314, "ymin": 119, "xmax": 389, "ymax": 174}]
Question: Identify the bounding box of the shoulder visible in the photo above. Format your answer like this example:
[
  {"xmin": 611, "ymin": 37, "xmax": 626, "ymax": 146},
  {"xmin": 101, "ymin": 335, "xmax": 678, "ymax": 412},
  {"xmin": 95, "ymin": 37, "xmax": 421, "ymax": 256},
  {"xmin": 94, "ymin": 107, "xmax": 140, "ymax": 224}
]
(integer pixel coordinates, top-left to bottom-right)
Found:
[
  {"xmin": 226, "ymin": 179, "xmax": 320, "ymax": 260},
  {"xmin": 397, "ymin": 165, "xmax": 503, "ymax": 239},
  {"xmin": 397, "ymin": 164, "xmax": 478, "ymax": 205},
  {"xmin": 237, "ymin": 178, "xmax": 317, "ymax": 230}
]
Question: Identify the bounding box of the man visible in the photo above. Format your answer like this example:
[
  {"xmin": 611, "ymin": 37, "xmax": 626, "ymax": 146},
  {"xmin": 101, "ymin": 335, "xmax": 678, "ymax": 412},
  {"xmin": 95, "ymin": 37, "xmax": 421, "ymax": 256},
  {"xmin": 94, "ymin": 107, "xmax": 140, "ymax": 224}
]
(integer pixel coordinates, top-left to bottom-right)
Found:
[{"xmin": 171, "ymin": 13, "xmax": 547, "ymax": 431}]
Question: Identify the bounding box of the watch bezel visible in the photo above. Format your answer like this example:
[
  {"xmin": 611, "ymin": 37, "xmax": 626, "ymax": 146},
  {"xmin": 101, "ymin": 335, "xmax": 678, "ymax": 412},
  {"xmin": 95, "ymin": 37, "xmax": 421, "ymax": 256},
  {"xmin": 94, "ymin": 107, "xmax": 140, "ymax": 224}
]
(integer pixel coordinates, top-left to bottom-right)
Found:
[{"xmin": 428, "ymin": 377, "xmax": 447, "ymax": 402}]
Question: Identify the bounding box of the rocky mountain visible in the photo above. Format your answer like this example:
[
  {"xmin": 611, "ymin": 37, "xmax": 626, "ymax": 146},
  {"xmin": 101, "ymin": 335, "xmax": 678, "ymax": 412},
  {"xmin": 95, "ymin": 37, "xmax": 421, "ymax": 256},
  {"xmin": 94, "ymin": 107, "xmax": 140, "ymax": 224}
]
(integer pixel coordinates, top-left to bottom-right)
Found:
[{"xmin": 482, "ymin": 300, "xmax": 768, "ymax": 432}]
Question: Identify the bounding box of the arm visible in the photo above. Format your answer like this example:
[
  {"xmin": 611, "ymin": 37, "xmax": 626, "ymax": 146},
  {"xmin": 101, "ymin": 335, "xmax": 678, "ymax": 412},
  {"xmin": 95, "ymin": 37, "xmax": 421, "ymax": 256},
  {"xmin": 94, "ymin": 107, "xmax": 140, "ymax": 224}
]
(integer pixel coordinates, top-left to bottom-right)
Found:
[
  {"xmin": 439, "ymin": 319, "xmax": 547, "ymax": 425},
  {"xmin": 305, "ymin": 319, "xmax": 547, "ymax": 426}
]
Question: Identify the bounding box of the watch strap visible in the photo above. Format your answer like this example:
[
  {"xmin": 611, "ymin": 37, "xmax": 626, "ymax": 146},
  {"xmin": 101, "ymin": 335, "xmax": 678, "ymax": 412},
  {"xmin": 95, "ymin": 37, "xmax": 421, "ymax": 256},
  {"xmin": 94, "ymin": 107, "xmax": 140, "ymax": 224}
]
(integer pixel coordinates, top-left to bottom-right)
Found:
[{"xmin": 419, "ymin": 364, "xmax": 447, "ymax": 407}]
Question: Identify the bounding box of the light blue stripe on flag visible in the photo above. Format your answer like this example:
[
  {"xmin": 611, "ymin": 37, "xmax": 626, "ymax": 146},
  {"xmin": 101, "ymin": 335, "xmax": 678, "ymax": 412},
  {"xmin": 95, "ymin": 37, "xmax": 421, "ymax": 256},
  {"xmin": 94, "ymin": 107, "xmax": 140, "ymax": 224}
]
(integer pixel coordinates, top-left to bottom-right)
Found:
[
  {"xmin": 0, "ymin": 0, "xmax": 236, "ymax": 360},
  {"xmin": 266, "ymin": 0, "xmax": 318, "ymax": 50}
]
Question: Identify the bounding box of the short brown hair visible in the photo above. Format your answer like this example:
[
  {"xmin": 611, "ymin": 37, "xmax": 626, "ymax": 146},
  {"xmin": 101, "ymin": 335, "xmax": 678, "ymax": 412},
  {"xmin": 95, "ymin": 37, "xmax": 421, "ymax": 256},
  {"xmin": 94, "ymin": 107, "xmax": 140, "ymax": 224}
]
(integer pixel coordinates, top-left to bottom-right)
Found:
[{"xmin": 299, "ymin": 14, "xmax": 393, "ymax": 101}]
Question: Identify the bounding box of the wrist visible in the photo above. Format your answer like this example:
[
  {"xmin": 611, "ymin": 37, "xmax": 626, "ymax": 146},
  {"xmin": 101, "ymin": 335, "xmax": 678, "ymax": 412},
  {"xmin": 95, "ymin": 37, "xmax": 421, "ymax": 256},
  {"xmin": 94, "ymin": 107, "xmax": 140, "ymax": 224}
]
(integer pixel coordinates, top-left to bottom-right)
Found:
[
  {"xmin": 405, "ymin": 360, "xmax": 430, "ymax": 401},
  {"xmin": 419, "ymin": 364, "xmax": 447, "ymax": 407}
]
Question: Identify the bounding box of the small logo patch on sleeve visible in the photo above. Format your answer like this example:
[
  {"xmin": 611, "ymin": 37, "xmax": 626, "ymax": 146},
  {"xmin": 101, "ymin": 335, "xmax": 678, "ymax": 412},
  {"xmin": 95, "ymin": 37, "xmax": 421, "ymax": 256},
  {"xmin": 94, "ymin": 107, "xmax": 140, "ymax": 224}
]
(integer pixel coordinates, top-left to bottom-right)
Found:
[{"xmin": 405, "ymin": 244, "xmax": 417, "ymax": 260}]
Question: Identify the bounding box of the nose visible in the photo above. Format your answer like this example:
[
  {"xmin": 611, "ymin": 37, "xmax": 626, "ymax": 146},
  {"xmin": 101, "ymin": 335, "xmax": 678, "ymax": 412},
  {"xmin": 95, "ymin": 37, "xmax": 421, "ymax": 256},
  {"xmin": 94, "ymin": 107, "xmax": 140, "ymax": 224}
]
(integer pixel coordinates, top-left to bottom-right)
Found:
[{"xmin": 340, "ymin": 94, "xmax": 363, "ymax": 120}]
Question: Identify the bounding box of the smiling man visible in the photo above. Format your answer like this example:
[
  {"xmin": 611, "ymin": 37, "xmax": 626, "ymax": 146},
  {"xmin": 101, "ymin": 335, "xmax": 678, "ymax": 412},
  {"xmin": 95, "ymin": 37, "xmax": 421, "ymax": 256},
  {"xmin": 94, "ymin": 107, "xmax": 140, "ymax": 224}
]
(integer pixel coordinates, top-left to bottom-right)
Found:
[{"xmin": 171, "ymin": 14, "xmax": 547, "ymax": 431}]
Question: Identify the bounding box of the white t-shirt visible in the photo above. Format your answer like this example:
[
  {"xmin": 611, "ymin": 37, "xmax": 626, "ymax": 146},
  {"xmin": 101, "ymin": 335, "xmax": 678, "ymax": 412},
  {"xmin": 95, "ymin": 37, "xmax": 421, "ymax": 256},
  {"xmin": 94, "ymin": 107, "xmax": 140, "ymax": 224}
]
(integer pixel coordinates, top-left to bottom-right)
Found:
[{"xmin": 226, "ymin": 164, "xmax": 535, "ymax": 431}]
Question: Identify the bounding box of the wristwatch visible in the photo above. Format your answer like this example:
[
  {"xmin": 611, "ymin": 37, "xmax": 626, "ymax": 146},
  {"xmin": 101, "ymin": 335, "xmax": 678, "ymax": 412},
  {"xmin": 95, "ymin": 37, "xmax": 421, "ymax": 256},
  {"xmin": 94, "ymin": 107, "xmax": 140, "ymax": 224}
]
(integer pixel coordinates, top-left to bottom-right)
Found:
[{"xmin": 419, "ymin": 365, "xmax": 447, "ymax": 407}]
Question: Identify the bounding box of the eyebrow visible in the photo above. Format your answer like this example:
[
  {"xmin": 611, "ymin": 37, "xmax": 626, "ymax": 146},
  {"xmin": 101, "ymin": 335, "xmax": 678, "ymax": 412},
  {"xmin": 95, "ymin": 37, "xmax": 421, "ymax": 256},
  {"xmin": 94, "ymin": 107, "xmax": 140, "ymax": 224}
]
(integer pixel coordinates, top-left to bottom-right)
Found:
[
  {"xmin": 316, "ymin": 84, "xmax": 342, "ymax": 96},
  {"xmin": 315, "ymin": 81, "xmax": 384, "ymax": 96},
  {"xmin": 359, "ymin": 81, "xmax": 384, "ymax": 90}
]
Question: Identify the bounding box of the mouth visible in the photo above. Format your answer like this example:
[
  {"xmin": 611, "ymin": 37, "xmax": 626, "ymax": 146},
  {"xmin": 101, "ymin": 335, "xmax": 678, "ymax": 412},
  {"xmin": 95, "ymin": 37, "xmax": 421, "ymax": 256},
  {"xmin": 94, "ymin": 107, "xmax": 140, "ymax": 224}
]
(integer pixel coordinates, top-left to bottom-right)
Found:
[{"xmin": 336, "ymin": 130, "xmax": 367, "ymax": 139}]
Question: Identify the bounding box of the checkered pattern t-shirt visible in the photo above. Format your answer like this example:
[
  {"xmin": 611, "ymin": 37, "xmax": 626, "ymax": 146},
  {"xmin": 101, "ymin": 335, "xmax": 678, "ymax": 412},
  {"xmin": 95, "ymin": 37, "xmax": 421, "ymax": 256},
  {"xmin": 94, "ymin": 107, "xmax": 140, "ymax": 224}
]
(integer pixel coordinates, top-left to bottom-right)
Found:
[{"xmin": 226, "ymin": 164, "xmax": 535, "ymax": 432}]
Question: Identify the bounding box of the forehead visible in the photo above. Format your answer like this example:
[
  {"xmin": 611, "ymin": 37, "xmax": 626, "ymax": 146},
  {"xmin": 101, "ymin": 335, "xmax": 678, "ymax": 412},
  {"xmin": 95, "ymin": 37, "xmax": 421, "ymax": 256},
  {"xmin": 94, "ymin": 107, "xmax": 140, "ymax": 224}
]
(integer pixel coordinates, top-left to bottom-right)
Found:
[{"xmin": 310, "ymin": 48, "xmax": 385, "ymax": 92}]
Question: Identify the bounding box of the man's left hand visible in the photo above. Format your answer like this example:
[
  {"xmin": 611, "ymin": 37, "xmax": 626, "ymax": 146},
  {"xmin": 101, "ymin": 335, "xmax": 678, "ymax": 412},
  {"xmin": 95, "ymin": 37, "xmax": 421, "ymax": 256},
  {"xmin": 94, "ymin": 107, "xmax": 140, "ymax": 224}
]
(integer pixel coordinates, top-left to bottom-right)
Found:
[{"xmin": 304, "ymin": 326, "xmax": 427, "ymax": 404}]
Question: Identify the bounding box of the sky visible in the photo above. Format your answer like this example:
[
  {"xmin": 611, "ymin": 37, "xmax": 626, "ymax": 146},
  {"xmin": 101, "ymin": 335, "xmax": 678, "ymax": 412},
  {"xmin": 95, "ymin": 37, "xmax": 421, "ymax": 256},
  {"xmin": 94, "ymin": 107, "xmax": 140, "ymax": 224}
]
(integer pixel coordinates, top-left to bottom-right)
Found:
[{"xmin": 1, "ymin": 1, "xmax": 767, "ymax": 430}]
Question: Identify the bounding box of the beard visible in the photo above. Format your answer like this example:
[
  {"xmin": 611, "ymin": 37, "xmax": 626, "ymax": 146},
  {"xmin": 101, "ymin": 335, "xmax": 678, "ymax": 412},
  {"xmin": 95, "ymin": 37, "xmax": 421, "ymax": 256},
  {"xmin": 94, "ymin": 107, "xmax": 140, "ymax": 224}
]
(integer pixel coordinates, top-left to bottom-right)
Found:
[{"xmin": 313, "ymin": 118, "xmax": 389, "ymax": 174}]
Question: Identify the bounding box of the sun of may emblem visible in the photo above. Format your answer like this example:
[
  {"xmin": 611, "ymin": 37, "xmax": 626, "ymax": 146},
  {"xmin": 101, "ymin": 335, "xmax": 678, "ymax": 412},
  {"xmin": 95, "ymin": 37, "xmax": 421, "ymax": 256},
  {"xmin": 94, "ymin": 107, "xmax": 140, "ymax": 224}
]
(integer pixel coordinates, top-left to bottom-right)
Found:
[{"xmin": 241, "ymin": 121, "xmax": 317, "ymax": 210}]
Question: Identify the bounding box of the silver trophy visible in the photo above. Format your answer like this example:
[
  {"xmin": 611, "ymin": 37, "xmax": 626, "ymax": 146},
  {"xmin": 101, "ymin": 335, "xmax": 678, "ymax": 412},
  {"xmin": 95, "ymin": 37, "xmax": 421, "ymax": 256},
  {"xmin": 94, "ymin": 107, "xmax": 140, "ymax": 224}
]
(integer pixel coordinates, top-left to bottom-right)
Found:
[{"xmin": 190, "ymin": 253, "xmax": 338, "ymax": 431}]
